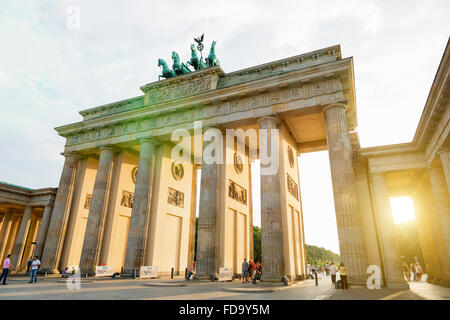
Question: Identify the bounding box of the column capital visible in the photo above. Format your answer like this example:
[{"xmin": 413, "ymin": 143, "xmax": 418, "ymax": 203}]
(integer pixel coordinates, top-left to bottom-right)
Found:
[
  {"xmin": 437, "ymin": 147, "xmax": 450, "ymax": 156},
  {"xmin": 322, "ymin": 103, "xmax": 347, "ymax": 114},
  {"xmin": 426, "ymin": 166, "xmax": 443, "ymax": 174},
  {"xmin": 257, "ymin": 115, "xmax": 280, "ymax": 129},
  {"xmin": 59, "ymin": 152, "xmax": 81, "ymax": 159},
  {"xmin": 371, "ymin": 172, "xmax": 386, "ymax": 178},
  {"xmin": 98, "ymin": 146, "xmax": 117, "ymax": 153},
  {"xmin": 138, "ymin": 137, "xmax": 159, "ymax": 146}
]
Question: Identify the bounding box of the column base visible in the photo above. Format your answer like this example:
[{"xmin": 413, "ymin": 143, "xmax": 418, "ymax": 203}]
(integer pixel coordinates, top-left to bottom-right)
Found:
[
  {"xmin": 439, "ymin": 278, "xmax": 450, "ymax": 288},
  {"xmin": 260, "ymin": 275, "xmax": 285, "ymax": 283},
  {"xmin": 38, "ymin": 268, "xmax": 60, "ymax": 275},
  {"xmin": 385, "ymin": 280, "xmax": 409, "ymax": 289}
]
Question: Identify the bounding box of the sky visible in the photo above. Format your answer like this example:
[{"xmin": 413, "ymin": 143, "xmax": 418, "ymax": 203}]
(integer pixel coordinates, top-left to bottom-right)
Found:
[{"xmin": 0, "ymin": 1, "xmax": 449, "ymax": 254}]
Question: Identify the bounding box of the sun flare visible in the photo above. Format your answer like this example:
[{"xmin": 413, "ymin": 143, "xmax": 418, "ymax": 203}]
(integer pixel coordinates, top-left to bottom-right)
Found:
[{"xmin": 390, "ymin": 197, "xmax": 416, "ymax": 224}]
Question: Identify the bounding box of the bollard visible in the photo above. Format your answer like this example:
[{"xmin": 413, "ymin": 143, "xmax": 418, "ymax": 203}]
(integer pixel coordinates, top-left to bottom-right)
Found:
[
  {"xmin": 314, "ymin": 271, "xmax": 318, "ymax": 286},
  {"xmin": 132, "ymin": 269, "xmax": 136, "ymax": 279},
  {"xmin": 185, "ymin": 268, "xmax": 187, "ymax": 279},
  {"xmin": 171, "ymin": 268, "xmax": 174, "ymax": 279}
]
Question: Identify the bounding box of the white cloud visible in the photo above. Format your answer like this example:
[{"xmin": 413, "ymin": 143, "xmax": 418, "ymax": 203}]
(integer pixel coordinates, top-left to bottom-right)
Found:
[{"xmin": 0, "ymin": 0, "xmax": 449, "ymax": 253}]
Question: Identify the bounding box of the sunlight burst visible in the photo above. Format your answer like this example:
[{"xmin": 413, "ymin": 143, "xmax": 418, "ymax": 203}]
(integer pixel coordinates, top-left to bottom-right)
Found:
[{"xmin": 390, "ymin": 197, "xmax": 416, "ymax": 224}]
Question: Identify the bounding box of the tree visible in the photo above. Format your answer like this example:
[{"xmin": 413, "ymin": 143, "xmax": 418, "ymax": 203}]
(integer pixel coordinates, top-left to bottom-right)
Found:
[
  {"xmin": 253, "ymin": 226, "xmax": 261, "ymax": 263},
  {"xmin": 305, "ymin": 244, "xmax": 340, "ymax": 266}
]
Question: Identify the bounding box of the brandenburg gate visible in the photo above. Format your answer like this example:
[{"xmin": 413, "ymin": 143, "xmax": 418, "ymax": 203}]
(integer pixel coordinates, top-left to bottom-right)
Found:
[{"xmin": 3, "ymin": 38, "xmax": 445, "ymax": 288}]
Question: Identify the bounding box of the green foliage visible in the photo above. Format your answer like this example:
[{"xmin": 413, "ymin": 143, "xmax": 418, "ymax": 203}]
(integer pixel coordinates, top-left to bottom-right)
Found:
[
  {"xmin": 253, "ymin": 226, "xmax": 262, "ymax": 263},
  {"xmin": 305, "ymin": 244, "xmax": 340, "ymax": 266},
  {"xmin": 194, "ymin": 218, "xmax": 198, "ymax": 261}
]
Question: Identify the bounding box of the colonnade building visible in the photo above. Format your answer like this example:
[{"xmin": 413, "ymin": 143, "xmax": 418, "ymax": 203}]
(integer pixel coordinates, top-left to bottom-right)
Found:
[{"xmin": 0, "ymin": 40, "xmax": 448, "ymax": 287}]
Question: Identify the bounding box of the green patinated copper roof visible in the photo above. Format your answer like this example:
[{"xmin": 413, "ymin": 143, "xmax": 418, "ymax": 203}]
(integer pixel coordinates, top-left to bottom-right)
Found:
[{"xmin": 0, "ymin": 181, "xmax": 33, "ymax": 191}]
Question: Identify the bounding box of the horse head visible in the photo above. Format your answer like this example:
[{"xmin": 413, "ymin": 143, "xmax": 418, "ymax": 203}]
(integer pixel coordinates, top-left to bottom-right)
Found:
[
  {"xmin": 171, "ymin": 51, "xmax": 179, "ymax": 62},
  {"xmin": 211, "ymin": 41, "xmax": 217, "ymax": 49},
  {"xmin": 158, "ymin": 58, "xmax": 164, "ymax": 67},
  {"xmin": 190, "ymin": 44, "xmax": 195, "ymax": 51}
]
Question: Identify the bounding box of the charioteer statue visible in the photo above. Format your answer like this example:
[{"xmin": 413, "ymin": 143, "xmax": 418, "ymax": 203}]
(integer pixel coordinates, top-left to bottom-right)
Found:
[{"xmin": 158, "ymin": 34, "xmax": 220, "ymax": 81}]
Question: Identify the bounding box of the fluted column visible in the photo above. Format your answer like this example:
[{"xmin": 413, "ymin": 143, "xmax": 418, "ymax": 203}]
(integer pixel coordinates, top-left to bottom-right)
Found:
[
  {"xmin": 258, "ymin": 116, "xmax": 285, "ymax": 281},
  {"xmin": 41, "ymin": 153, "xmax": 79, "ymax": 273},
  {"xmin": 34, "ymin": 204, "xmax": 53, "ymax": 260},
  {"xmin": 438, "ymin": 148, "xmax": 450, "ymax": 196},
  {"xmin": 323, "ymin": 103, "xmax": 368, "ymax": 285},
  {"xmin": 10, "ymin": 206, "xmax": 33, "ymax": 269},
  {"xmin": 123, "ymin": 139, "xmax": 157, "ymax": 273},
  {"xmin": 187, "ymin": 165, "xmax": 199, "ymax": 272},
  {"xmin": 79, "ymin": 147, "xmax": 115, "ymax": 275},
  {"xmin": 371, "ymin": 174, "xmax": 408, "ymax": 288},
  {"xmin": 195, "ymin": 130, "xmax": 222, "ymax": 279},
  {"xmin": 0, "ymin": 210, "xmax": 14, "ymax": 260},
  {"xmin": 427, "ymin": 166, "xmax": 450, "ymax": 286}
]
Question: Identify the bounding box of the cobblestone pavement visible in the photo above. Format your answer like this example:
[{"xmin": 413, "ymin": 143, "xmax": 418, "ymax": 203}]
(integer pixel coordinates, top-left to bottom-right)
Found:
[{"xmin": 0, "ymin": 274, "xmax": 448, "ymax": 300}]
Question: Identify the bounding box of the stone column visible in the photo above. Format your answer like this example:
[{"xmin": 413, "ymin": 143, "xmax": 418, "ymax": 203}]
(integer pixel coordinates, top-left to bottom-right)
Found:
[
  {"xmin": 10, "ymin": 206, "xmax": 33, "ymax": 269},
  {"xmin": 438, "ymin": 147, "xmax": 450, "ymax": 196},
  {"xmin": 123, "ymin": 139, "xmax": 157, "ymax": 273},
  {"xmin": 195, "ymin": 135, "xmax": 221, "ymax": 279},
  {"xmin": 371, "ymin": 174, "xmax": 408, "ymax": 288},
  {"xmin": 427, "ymin": 166, "xmax": 450, "ymax": 286},
  {"xmin": 40, "ymin": 153, "xmax": 79, "ymax": 273},
  {"xmin": 0, "ymin": 210, "xmax": 14, "ymax": 260},
  {"xmin": 34, "ymin": 204, "xmax": 53, "ymax": 260},
  {"xmin": 79, "ymin": 147, "xmax": 115, "ymax": 275},
  {"xmin": 187, "ymin": 165, "xmax": 198, "ymax": 272},
  {"xmin": 258, "ymin": 116, "xmax": 285, "ymax": 281},
  {"xmin": 323, "ymin": 103, "xmax": 368, "ymax": 284}
]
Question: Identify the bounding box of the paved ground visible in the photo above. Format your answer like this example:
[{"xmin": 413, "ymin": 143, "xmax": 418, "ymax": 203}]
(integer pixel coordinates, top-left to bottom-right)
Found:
[{"xmin": 0, "ymin": 273, "xmax": 448, "ymax": 300}]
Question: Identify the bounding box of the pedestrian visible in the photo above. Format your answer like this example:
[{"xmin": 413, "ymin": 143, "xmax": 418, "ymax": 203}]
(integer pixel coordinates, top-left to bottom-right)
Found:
[
  {"xmin": 0, "ymin": 254, "xmax": 15, "ymax": 285},
  {"xmin": 325, "ymin": 263, "xmax": 330, "ymax": 276},
  {"xmin": 242, "ymin": 258, "xmax": 249, "ymax": 283},
  {"xmin": 248, "ymin": 260, "xmax": 255, "ymax": 282},
  {"xmin": 255, "ymin": 262, "xmax": 262, "ymax": 279},
  {"xmin": 415, "ymin": 263, "xmax": 423, "ymax": 281},
  {"xmin": 29, "ymin": 256, "xmax": 40, "ymax": 283},
  {"xmin": 410, "ymin": 263, "xmax": 416, "ymax": 282},
  {"xmin": 338, "ymin": 262, "xmax": 348, "ymax": 289},
  {"xmin": 329, "ymin": 262, "xmax": 337, "ymax": 285},
  {"xmin": 27, "ymin": 257, "xmax": 33, "ymax": 272},
  {"xmin": 402, "ymin": 261, "xmax": 410, "ymax": 282}
]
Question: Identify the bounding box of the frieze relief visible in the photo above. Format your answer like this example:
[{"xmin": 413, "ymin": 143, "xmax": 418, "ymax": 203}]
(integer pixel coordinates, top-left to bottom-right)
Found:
[
  {"xmin": 120, "ymin": 190, "xmax": 134, "ymax": 208},
  {"xmin": 228, "ymin": 180, "xmax": 247, "ymax": 205},
  {"xmin": 147, "ymin": 78, "xmax": 213, "ymax": 105},
  {"xmin": 287, "ymin": 174, "xmax": 299, "ymax": 201},
  {"xmin": 168, "ymin": 187, "xmax": 184, "ymax": 208},
  {"xmin": 84, "ymin": 194, "xmax": 92, "ymax": 209},
  {"xmin": 65, "ymin": 78, "xmax": 343, "ymax": 147}
]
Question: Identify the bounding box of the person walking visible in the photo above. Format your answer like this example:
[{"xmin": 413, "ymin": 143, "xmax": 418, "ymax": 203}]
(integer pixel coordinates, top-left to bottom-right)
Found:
[
  {"xmin": 26, "ymin": 257, "xmax": 33, "ymax": 272},
  {"xmin": 29, "ymin": 256, "xmax": 40, "ymax": 283},
  {"xmin": 415, "ymin": 263, "xmax": 423, "ymax": 281},
  {"xmin": 329, "ymin": 262, "xmax": 337, "ymax": 285},
  {"xmin": 242, "ymin": 258, "xmax": 249, "ymax": 284},
  {"xmin": 402, "ymin": 261, "xmax": 410, "ymax": 282},
  {"xmin": 325, "ymin": 263, "xmax": 330, "ymax": 276},
  {"xmin": 0, "ymin": 254, "xmax": 15, "ymax": 285},
  {"xmin": 248, "ymin": 260, "xmax": 255, "ymax": 282},
  {"xmin": 339, "ymin": 262, "xmax": 348, "ymax": 289},
  {"xmin": 410, "ymin": 263, "xmax": 416, "ymax": 282}
]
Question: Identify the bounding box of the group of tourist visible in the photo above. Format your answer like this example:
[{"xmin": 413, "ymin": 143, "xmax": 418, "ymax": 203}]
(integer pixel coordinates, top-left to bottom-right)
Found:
[
  {"xmin": 402, "ymin": 261, "xmax": 424, "ymax": 282},
  {"xmin": 0, "ymin": 254, "xmax": 40, "ymax": 285},
  {"xmin": 307, "ymin": 261, "xmax": 348, "ymax": 289},
  {"xmin": 241, "ymin": 258, "xmax": 262, "ymax": 283}
]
